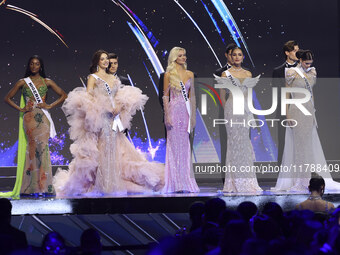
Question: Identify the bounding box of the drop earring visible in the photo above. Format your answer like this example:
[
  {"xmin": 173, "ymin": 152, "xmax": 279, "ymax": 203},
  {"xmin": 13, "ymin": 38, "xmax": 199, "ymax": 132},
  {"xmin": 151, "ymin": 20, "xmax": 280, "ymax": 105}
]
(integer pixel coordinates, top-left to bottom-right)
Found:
[{"xmin": 97, "ymin": 65, "xmax": 99, "ymax": 72}]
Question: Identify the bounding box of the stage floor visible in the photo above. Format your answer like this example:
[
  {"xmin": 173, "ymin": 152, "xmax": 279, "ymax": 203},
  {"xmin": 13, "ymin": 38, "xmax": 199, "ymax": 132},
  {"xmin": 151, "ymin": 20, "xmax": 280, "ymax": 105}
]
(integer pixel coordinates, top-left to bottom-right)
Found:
[{"xmin": 8, "ymin": 183, "xmax": 340, "ymax": 215}]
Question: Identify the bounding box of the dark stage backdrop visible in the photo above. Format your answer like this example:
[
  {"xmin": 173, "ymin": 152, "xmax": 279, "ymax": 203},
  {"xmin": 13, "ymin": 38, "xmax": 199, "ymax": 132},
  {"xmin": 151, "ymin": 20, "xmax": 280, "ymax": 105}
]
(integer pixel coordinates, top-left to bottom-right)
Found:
[{"xmin": 0, "ymin": 0, "xmax": 339, "ymax": 166}]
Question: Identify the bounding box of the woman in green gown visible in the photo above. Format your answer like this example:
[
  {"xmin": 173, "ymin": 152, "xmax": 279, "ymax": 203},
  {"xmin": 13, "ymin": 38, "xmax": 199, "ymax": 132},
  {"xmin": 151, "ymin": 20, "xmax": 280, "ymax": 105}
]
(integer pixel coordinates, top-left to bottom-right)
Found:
[{"xmin": 3, "ymin": 55, "xmax": 67, "ymax": 197}]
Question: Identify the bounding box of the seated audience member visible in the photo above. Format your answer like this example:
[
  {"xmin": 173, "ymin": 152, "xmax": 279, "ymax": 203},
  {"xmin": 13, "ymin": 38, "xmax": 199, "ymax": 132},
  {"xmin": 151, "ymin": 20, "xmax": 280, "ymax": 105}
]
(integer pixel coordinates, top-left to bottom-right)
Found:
[
  {"xmin": 0, "ymin": 198, "xmax": 27, "ymax": 254},
  {"xmin": 296, "ymin": 175, "xmax": 335, "ymax": 213},
  {"xmin": 42, "ymin": 232, "xmax": 68, "ymax": 255},
  {"xmin": 80, "ymin": 228, "xmax": 102, "ymax": 255},
  {"xmin": 237, "ymin": 201, "xmax": 258, "ymax": 223},
  {"xmin": 189, "ymin": 201, "xmax": 205, "ymax": 232}
]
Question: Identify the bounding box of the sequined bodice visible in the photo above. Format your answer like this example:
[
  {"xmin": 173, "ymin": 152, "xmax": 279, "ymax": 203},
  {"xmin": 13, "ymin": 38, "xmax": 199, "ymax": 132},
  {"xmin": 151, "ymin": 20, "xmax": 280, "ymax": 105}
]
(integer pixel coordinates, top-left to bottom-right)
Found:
[
  {"xmin": 95, "ymin": 79, "xmax": 119, "ymax": 95},
  {"xmin": 169, "ymin": 79, "xmax": 191, "ymax": 102},
  {"xmin": 23, "ymin": 79, "xmax": 48, "ymax": 103}
]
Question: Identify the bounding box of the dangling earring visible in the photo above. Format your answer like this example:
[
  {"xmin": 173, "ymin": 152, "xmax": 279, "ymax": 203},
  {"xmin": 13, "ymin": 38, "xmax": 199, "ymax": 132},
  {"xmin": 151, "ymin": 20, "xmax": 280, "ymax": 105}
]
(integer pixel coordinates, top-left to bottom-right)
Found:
[{"xmin": 97, "ymin": 65, "xmax": 99, "ymax": 72}]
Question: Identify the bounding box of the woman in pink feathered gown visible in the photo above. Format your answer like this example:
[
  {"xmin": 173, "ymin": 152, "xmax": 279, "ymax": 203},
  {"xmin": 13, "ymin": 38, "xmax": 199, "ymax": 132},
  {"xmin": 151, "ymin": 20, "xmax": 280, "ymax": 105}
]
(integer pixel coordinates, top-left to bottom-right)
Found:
[{"xmin": 53, "ymin": 50, "xmax": 164, "ymax": 196}]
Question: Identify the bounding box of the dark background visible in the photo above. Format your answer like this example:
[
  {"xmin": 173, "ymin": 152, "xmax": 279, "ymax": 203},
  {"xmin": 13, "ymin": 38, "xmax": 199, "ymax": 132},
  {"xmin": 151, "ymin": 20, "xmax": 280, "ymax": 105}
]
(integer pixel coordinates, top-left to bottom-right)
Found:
[{"xmin": 0, "ymin": 0, "xmax": 339, "ymax": 166}]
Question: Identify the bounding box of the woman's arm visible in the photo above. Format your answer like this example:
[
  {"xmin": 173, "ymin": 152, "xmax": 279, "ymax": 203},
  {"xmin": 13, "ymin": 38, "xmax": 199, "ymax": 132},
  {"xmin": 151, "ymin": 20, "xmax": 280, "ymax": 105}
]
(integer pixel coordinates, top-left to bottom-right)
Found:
[
  {"xmin": 163, "ymin": 72, "xmax": 172, "ymax": 129},
  {"xmin": 220, "ymin": 72, "xmax": 227, "ymax": 106},
  {"xmin": 87, "ymin": 75, "xmax": 96, "ymax": 92},
  {"xmin": 187, "ymin": 71, "xmax": 194, "ymax": 98},
  {"xmin": 285, "ymin": 69, "xmax": 296, "ymax": 125},
  {"xmin": 41, "ymin": 79, "xmax": 67, "ymax": 109},
  {"xmin": 245, "ymin": 70, "xmax": 252, "ymax": 78},
  {"xmin": 163, "ymin": 72, "xmax": 170, "ymax": 96},
  {"xmin": 188, "ymin": 71, "xmax": 196, "ymax": 131},
  {"xmin": 4, "ymin": 79, "xmax": 27, "ymax": 112}
]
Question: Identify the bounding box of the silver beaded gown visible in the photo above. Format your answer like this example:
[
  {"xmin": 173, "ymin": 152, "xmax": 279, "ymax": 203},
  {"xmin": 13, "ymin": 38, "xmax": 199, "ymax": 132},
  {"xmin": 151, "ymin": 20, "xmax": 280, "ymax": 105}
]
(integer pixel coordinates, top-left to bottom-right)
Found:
[{"xmin": 215, "ymin": 73, "xmax": 262, "ymax": 193}]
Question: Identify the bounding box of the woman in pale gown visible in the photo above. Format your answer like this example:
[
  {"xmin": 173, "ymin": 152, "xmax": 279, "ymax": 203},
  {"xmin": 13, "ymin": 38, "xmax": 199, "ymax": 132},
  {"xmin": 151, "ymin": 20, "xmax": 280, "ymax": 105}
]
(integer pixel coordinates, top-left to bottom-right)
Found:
[
  {"xmin": 53, "ymin": 50, "xmax": 164, "ymax": 196},
  {"xmin": 215, "ymin": 47, "xmax": 262, "ymax": 193},
  {"xmin": 162, "ymin": 47, "xmax": 199, "ymax": 193},
  {"xmin": 274, "ymin": 49, "xmax": 340, "ymax": 192}
]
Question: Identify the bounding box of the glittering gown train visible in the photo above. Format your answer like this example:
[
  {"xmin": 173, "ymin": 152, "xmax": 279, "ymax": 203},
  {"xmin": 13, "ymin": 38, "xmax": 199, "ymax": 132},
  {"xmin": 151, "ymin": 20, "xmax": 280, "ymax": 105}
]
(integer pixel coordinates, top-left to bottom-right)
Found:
[
  {"xmin": 215, "ymin": 73, "xmax": 262, "ymax": 193},
  {"xmin": 53, "ymin": 77, "xmax": 164, "ymax": 196},
  {"xmin": 162, "ymin": 79, "xmax": 199, "ymax": 193},
  {"xmin": 274, "ymin": 65, "xmax": 340, "ymax": 192}
]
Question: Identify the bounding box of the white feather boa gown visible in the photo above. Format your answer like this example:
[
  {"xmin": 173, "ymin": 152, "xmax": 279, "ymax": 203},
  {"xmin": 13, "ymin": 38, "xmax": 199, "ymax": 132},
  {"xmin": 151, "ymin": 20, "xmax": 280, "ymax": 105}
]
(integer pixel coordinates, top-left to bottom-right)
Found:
[{"xmin": 53, "ymin": 78, "xmax": 164, "ymax": 196}]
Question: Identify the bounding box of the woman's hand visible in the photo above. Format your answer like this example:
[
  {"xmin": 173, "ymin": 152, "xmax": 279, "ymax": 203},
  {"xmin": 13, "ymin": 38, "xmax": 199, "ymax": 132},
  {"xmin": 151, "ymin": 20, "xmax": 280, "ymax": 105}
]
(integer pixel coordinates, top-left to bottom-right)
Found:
[
  {"xmin": 21, "ymin": 104, "xmax": 33, "ymax": 113},
  {"xmin": 164, "ymin": 114, "xmax": 173, "ymax": 130},
  {"xmin": 286, "ymin": 113, "xmax": 295, "ymax": 127},
  {"xmin": 112, "ymin": 108, "xmax": 119, "ymax": 117},
  {"xmin": 37, "ymin": 102, "xmax": 51, "ymax": 110}
]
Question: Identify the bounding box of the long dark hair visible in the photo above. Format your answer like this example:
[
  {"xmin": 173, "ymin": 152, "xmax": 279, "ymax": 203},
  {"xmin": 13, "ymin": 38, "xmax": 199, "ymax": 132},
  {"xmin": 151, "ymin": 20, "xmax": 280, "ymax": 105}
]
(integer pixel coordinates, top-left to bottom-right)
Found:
[
  {"xmin": 24, "ymin": 55, "xmax": 46, "ymax": 78},
  {"xmin": 296, "ymin": 49, "xmax": 314, "ymax": 61},
  {"xmin": 89, "ymin": 49, "xmax": 108, "ymax": 74}
]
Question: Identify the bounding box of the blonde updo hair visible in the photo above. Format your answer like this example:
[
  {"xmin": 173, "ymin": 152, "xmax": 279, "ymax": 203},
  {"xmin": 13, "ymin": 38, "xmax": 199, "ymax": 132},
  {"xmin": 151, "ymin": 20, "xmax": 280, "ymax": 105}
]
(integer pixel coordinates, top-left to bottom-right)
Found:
[{"xmin": 166, "ymin": 47, "xmax": 187, "ymax": 90}]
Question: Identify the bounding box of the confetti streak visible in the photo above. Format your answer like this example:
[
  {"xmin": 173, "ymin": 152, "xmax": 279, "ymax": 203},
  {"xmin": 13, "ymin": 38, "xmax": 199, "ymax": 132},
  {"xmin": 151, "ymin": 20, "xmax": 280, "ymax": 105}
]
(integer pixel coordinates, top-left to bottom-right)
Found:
[
  {"xmin": 112, "ymin": 0, "xmax": 164, "ymax": 78},
  {"xmin": 210, "ymin": 0, "xmax": 254, "ymax": 67},
  {"xmin": 127, "ymin": 74, "xmax": 159, "ymax": 160},
  {"xmin": 114, "ymin": 0, "xmax": 160, "ymax": 48},
  {"xmin": 173, "ymin": 0, "xmax": 222, "ymax": 67},
  {"xmin": 142, "ymin": 61, "xmax": 159, "ymax": 96},
  {"xmin": 5, "ymin": 4, "xmax": 69, "ymax": 48},
  {"xmin": 200, "ymin": 0, "xmax": 226, "ymax": 45}
]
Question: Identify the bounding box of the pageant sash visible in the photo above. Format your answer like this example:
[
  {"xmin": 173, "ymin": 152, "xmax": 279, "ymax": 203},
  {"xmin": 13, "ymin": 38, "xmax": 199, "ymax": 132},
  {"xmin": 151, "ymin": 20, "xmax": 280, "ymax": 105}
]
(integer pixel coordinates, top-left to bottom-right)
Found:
[
  {"xmin": 293, "ymin": 67, "xmax": 317, "ymax": 127},
  {"xmin": 180, "ymin": 81, "xmax": 191, "ymax": 134},
  {"xmin": 91, "ymin": 74, "xmax": 124, "ymax": 132},
  {"xmin": 224, "ymin": 70, "xmax": 254, "ymax": 128},
  {"xmin": 23, "ymin": 77, "xmax": 56, "ymax": 138},
  {"xmin": 293, "ymin": 68, "xmax": 314, "ymax": 103},
  {"xmin": 224, "ymin": 70, "xmax": 239, "ymax": 87}
]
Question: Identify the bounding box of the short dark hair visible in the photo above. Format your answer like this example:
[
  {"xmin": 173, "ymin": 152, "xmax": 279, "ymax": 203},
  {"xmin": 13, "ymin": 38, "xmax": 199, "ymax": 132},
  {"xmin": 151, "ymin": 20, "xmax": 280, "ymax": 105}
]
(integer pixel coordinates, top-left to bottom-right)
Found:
[
  {"xmin": 309, "ymin": 174, "xmax": 325, "ymax": 192},
  {"xmin": 108, "ymin": 53, "xmax": 118, "ymax": 60},
  {"xmin": 296, "ymin": 49, "xmax": 314, "ymax": 61},
  {"xmin": 283, "ymin": 40, "xmax": 298, "ymax": 59},
  {"xmin": 226, "ymin": 43, "xmax": 237, "ymax": 54},
  {"xmin": 204, "ymin": 198, "xmax": 226, "ymax": 222}
]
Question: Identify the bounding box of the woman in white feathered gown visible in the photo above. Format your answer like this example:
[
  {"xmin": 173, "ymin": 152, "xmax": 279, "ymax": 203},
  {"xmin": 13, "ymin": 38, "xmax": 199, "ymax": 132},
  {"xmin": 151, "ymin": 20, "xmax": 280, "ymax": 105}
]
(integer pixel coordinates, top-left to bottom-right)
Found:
[{"xmin": 53, "ymin": 50, "xmax": 164, "ymax": 196}]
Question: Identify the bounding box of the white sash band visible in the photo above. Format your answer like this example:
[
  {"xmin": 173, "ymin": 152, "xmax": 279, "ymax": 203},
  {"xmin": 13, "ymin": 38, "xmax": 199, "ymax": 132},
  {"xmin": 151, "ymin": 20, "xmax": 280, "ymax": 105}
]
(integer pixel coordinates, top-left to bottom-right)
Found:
[{"xmin": 179, "ymin": 81, "xmax": 191, "ymax": 134}]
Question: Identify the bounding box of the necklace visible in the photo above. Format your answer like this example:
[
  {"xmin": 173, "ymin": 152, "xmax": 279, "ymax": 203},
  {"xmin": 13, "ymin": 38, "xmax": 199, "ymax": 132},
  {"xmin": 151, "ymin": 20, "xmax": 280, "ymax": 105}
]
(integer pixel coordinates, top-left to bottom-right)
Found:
[
  {"xmin": 230, "ymin": 66, "xmax": 243, "ymax": 72},
  {"xmin": 308, "ymin": 195, "xmax": 322, "ymax": 200}
]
